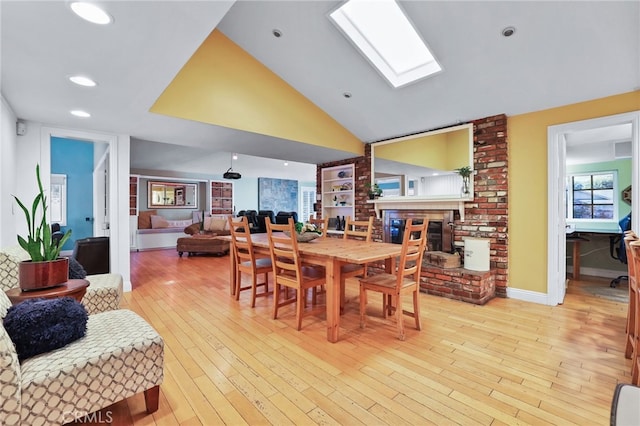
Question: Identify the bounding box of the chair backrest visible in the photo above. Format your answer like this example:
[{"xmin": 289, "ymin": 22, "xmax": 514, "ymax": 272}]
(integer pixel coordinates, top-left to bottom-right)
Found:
[
  {"xmin": 625, "ymin": 231, "xmax": 639, "ymax": 281},
  {"xmin": 343, "ymin": 216, "xmax": 373, "ymax": 242},
  {"xmin": 72, "ymin": 237, "xmax": 110, "ymax": 275},
  {"xmin": 228, "ymin": 216, "xmax": 258, "ymax": 267},
  {"xmin": 275, "ymin": 211, "xmax": 298, "ymax": 225},
  {"xmin": 266, "ymin": 218, "xmax": 303, "ymax": 289},
  {"xmin": 308, "ymin": 216, "xmax": 329, "ymax": 239},
  {"xmin": 395, "ymin": 219, "xmax": 429, "ymax": 288}
]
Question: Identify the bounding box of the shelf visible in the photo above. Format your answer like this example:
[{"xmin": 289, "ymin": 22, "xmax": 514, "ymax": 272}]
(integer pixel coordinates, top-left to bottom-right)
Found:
[{"xmin": 321, "ymin": 164, "xmax": 355, "ymax": 222}]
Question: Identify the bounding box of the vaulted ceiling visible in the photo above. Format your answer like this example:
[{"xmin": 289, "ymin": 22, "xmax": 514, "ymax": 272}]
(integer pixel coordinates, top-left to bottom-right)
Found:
[{"xmin": 2, "ymin": 1, "xmax": 638, "ymax": 180}]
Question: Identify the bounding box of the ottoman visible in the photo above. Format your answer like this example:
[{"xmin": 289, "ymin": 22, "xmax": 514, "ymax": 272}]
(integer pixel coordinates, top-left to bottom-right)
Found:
[{"xmin": 177, "ymin": 234, "xmax": 230, "ymax": 257}]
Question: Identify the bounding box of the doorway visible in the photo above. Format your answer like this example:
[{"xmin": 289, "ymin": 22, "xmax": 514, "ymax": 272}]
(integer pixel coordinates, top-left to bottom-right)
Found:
[{"xmin": 548, "ymin": 111, "xmax": 640, "ymax": 305}]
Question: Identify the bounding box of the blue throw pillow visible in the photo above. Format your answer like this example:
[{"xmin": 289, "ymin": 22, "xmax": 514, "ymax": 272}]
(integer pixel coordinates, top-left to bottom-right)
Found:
[
  {"xmin": 69, "ymin": 257, "xmax": 87, "ymax": 279},
  {"xmin": 3, "ymin": 297, "xmax": 88, "ymax": 361}
]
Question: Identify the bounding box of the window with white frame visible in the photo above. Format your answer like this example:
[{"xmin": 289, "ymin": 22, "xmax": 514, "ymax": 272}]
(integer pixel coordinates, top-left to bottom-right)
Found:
[
  {"xmin": 300, "ymin": 186, "xmax": 316, "ymax": 222},
  {"xmin": 50, "ymin": 174, "xmax": 67, "ymax": 226},
  {"xmin": 566, "ymin": 171, "xmax": 617, "ymax": 221}
]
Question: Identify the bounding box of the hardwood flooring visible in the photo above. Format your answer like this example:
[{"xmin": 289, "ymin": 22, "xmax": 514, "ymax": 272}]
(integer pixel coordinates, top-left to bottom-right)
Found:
[{"xmin": 69, "ymin": 250, "xmax": 632, "ymax": 425}]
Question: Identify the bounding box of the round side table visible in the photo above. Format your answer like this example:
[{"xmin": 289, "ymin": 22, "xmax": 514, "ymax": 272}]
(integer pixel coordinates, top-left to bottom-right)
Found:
[{"xmin": 5, "ymin": 279, "xmax": 90, "ymax": 305}]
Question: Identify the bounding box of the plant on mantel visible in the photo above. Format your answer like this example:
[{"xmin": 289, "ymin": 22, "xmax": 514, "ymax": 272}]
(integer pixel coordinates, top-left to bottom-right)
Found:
[
  {"xmin": 13, "ymin": 164, "xmax": 72, "ymax": 290},
  {"xmin": 455, "ymin": 166, "xmax": 473, "ymax": 195}
]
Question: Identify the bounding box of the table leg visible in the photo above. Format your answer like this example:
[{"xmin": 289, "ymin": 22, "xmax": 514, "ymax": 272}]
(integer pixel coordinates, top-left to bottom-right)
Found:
[
  {"xmin": 573, "ymin": 241, "xmax": 581, "ymax": 280},
  {"xmin": 326, "ymin": 258, "xmax": 340, "ymax": 343}
]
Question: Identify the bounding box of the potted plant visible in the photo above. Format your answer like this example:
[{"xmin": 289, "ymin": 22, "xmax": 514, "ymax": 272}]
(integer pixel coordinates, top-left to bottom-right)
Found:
[
  {"xmin": 455, "ymin": 166, "xmax": 473, "ymax": 195},
  {"xmin": 366, "ymin": 183, "xmax": 383, "ymax": 199},
  {"xmin": 13, "ymin": 164, "xmax": 72, "ymax": 290}
]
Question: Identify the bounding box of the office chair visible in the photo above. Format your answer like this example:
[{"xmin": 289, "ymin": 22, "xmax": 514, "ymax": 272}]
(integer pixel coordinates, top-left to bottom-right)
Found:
[{"xmin": 611, "ymin": 213, "xmax": 632, "ymax": 288}]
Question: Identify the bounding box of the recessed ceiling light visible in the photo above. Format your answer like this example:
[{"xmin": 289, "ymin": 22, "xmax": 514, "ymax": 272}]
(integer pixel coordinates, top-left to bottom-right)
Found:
[
  {"xmin": 501, "ymin": 26, "xmax": 516, "ymax": 37},
  {"xmin": 70, "ymin": 2, "xmax": 113, "ymax": 25},
  {"xmin": 232, "ymin": 153, "xmax": 238, "ymax": 160},
  {"xmin": 69, "ymin": 75, "xmax": 97, "ymax": 87},
  {"xmin": 284, "ymin": 161, "xmax": 289, "ymax": 166},
  {"xmin": 70, "ymin": 110, "xmax": 91, "ymax": 118}
]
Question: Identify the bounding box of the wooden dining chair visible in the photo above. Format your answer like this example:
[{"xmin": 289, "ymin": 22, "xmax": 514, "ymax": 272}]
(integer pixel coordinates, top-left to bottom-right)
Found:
[
  {"xmin": 228, "ymin": 216, "xmax": 272, "ymax": 307},
  {"xmin": 358, "ymin": 218, "xmax": 428, "ymax": 341},
  {"xmin": 308, "ymin": 215, "xmax": 329, "ymax": 239},
  {"xmin": 624, "ymin": 231, "xmax": 638, "ymax": 363},
  {"xmin": 630, "ymin": 238, "xmax": 640, "ymax": 384},
  {"xmin": 340, "ymin": 216, "xmax": 374, "ymax": 311},
  {"xmin": 266, "ymin": 218, "xmax": 325, "ymax": 330}
]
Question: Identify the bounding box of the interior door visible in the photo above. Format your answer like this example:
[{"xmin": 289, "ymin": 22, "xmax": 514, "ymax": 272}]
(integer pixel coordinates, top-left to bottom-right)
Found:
[
  {"xmin": 93, "ymin": 152, "xmax": 110, "ymax": 236},
  {"xmin": 548, "ymin": 129, "xmax": 568, "ymax": 304}
]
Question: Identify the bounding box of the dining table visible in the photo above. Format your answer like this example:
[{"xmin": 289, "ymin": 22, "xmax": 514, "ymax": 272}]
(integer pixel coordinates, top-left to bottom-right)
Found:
[{"xmin": 220, "ymin": 233, "xmax": 404, "ymax": 343}]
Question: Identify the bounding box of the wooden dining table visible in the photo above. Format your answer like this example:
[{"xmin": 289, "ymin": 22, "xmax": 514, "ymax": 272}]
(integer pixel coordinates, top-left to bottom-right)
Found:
[{"xmin": 220, "ymin": 233, "xmax": 403, "ymax": 343}]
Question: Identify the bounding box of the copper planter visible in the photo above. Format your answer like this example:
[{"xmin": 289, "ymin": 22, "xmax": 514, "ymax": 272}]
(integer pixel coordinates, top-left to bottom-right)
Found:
[{"xmin": 19, "ymin": 257, "xmax": 69, "ymax": 291}]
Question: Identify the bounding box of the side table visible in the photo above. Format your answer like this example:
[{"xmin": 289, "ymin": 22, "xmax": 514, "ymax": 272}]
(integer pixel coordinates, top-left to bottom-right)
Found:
[{"xmin": 5, "ymin": 279, "xmax": 90, "ymax": 305}]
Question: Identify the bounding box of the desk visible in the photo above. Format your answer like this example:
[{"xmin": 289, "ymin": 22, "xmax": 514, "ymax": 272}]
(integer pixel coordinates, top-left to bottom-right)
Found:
[
  {"xmin": 5, "ymin": 279, "xmax": 90, "ymax": 305},
  {"xmin": 221, "ymin": 234, "xmax": 403, "ymax": 343},
  {"xmin": 566, "ymin": 235, "xmax": 589, "ymax": 280}
]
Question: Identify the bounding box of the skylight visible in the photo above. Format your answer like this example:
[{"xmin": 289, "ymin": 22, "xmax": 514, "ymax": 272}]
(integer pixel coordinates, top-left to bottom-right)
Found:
[{"xmin": 329, "ymin": 0, "xmax": 441, "ymax": 88}]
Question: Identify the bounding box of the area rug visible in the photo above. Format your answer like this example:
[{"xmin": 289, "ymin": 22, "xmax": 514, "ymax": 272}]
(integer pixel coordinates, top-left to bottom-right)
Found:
[{"xmin": 580, "ymin": 283, "xmax": 629, "ymax": 304}]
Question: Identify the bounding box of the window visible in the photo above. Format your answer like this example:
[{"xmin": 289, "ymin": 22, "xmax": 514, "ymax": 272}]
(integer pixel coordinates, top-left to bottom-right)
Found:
[
  {"xmin": 300, "ymin": 186, "xmax": 316, "ymax": 222},
  {"xmin": 50, "ymin": 174, "xmax": 67, "ymax": 226},
  {"xmin": 329, "ymin": 0, "xmax": 441, "ymax": 88},
  {"xmin": 566, "ymin": 171, "xmax": 616, "ymax": 221}
]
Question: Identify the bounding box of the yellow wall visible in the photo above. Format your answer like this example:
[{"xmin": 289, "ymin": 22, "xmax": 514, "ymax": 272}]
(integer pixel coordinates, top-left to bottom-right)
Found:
[
  {"xmin": 445, "ymin": 128, "xmax": 470, "ymax": 170},
  {"xmin": 508, "ymin": 91, "xmax": 640, "ymax": 293},
  {"xmin": 375, "ymin": 133, "xmax": 448, "ymax": 169},
  {"xmin": 151, "ymin": 29, "xmax": 363, "ymax": 156}
]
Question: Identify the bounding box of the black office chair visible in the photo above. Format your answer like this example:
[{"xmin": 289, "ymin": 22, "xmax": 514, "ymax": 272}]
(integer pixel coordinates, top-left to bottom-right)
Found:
[
  {"xmin": 610, "ymin": 213, "xmax": 632, "ymax": 288},
  {"xmin": 72, "ymin": 236, "xmax": 110, "ymax": 275},
  {"xmin": 51, "ymin": 223, "xmax": 64, "ymax": 247}
]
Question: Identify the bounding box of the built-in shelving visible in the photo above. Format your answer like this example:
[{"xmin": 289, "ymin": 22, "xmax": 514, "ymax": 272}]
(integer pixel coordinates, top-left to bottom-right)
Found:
[
  {"xmin": 321, "ymin": 164, "xmax": 355, "ymax": 233},
  {"xmin": 211, "ymin": 181, "xmax": 233, "ymax": 215}
]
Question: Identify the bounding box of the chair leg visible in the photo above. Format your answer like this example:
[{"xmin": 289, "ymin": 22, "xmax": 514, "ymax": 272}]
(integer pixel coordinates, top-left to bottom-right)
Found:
[
  {"xmin": 395, "ymin": 294, "xmax": 405, "ymax": 341},
  {"xmin": 251, "ymin": 274, "xmax": 258, "ymax": 308},
  {"xmin": 413, "ymin": 289, "xmax": 422, "ymax": 331},
  {"xmin": 296, "ymin": 288, "xmax": 304, "ymax": 330},
  {"xmin": 360, "ymin": 286, "xmax": 367, "ymax": 329},
  {"xmin": 144, "ymin": 385, "xmax": 160, "ymax": 414},
  {"xmin": 273, "ymin": 284, "xmax": 280, "ymax": 319},
  {"xmin": 235, "ymin": 269, "xmax": 242, "ymax": 301}
]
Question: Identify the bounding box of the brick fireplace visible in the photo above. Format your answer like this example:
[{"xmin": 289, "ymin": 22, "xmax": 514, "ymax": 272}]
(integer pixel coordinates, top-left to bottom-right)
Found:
[{"xmin": 317, "ymin": 114, "xmax": 508, "ymax": 302}]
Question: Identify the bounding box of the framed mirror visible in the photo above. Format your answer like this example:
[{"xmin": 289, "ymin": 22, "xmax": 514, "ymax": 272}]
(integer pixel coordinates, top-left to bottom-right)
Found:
[
  {"xmin": 148, "ymin": 181, "xmax": 198, "ymax": 208},
  {"xmin": 371, "ymin": 123, "xmax": 473, "ymax": 199}
]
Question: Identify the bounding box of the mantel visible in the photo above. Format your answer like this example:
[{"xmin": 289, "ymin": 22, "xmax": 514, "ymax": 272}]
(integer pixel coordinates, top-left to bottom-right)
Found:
[{"xmin": 367, "ymin": 197, "xmax": 470, "ymax": 222}]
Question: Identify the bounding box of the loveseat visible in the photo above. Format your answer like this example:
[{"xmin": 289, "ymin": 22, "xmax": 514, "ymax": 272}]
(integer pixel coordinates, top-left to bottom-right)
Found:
[
  {"xmin": 0, "ymin": 246, "xmax": 123, "ymax": 315},
  {"xmin": 0, "ymin": 291, "xmax": 163, "ymax": 425}
]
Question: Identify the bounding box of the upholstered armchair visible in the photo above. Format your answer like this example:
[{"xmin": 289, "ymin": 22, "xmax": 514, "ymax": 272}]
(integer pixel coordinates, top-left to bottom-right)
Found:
[{"xmin": 0, "ymin": 291, "xmax": 164, "ymax": 425}]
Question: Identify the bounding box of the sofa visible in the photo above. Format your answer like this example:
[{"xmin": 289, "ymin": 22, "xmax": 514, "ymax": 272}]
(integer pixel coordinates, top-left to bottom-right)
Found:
[
  {"xmin": 0, "ymin": 246, "xmax": 123, "ymax": 315},
  {"xmin": 0, "ymin": 290, "xmax": 164, "ymax": 425}
]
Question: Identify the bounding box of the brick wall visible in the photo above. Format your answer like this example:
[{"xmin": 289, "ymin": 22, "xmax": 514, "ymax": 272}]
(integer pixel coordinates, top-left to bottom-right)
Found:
[{"xmin": 317, "ymin": 113, "xmax": 509, "ymax": 298}]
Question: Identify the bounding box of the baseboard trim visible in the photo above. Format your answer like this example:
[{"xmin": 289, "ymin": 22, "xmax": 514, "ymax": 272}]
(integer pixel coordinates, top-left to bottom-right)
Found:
[
  {"xmin": 506, "ymin": 287, "xmax": 555, "ymax": 305},
  {"xmin": 578, "ymin": 267, "xmax": 627, "ymax": 280}
]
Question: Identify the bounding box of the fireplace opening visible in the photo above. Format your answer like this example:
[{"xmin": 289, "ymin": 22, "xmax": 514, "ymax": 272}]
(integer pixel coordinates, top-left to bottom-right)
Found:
[{"xmin": 383, "ymin": 210, "xmax": 454, "ymax": 253}]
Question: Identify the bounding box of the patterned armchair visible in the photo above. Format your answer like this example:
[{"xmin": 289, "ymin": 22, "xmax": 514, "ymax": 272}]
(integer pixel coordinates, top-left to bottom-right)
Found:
[
  {"xmin": 0, "ymin": 246, "xmax": 122, "ymax": 315},
  {"xmin": 0, "ymin": 291, "xmax": 164, "ymax": 425}
]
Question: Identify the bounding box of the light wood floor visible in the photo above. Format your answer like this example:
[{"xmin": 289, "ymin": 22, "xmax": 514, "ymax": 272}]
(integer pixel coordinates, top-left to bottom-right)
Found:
[{"xmin": 70, "ymin": 249, "xmax": 632, "ymax": 425}]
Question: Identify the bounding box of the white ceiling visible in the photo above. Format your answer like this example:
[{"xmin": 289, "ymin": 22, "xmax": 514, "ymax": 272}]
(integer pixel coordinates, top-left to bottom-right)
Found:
[{"xmin": 2, "ymin": 1, "xmax": 639, "ymax": 181}]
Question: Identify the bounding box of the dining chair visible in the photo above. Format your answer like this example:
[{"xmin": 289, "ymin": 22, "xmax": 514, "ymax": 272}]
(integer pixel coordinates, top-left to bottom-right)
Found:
[
  {"xmin": 340, "ymin": 216, "xmax": 374, "ymax": 311},
  {"xmin": 308, "ymin": 215, "xmax": 329, "ymax": 239},
  {"xmin": 630, "ymin": 238, "xmax": 640, "ymax": 384},
  {"xmin": 266, "ymin": 218, "xmax": 325, "ymax": 330},
  {"xmin": 228, "ymin": 216, "xmax": 272, "ymax": 307},
  {"xmin": 624, "ymin": 231, "xmax": 638, "ymax": 363},
  {"xmin": 358, "ymin": 218, "xmax": 428, "ymax": 341}
]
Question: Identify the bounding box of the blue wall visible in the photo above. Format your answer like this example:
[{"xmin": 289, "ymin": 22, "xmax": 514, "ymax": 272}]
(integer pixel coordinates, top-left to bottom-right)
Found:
[{"xmin": 51, "ymin": 137, "xmax": 94, "ymax": 250}]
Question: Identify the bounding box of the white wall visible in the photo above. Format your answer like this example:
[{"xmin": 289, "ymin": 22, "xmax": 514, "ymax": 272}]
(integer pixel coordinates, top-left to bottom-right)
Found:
[
  {"xmin": 0, "ymin": 95, "xmax": 18, "ymax": 248},
  {"xmin": 9, "ymin": 119, "xmax": 132, "ymax": 291}
]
